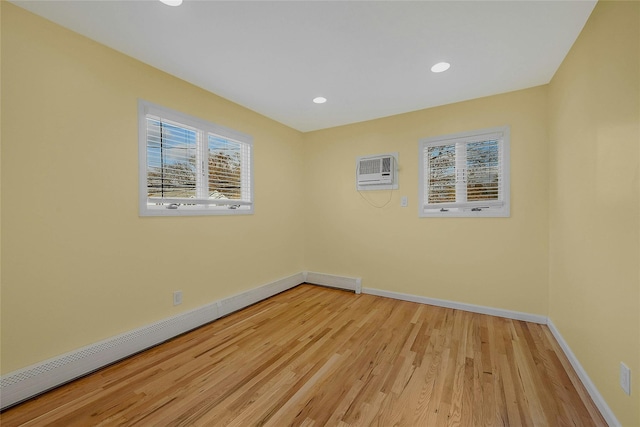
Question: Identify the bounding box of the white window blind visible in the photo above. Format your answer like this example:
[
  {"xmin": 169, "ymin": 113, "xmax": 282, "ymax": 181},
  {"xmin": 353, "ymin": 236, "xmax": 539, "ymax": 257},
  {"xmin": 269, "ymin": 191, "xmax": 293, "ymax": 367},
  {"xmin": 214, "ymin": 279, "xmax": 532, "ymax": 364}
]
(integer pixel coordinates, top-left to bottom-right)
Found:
[
  {"xmin": 139, "ymin": 100, "xmax": 253, "ymax": 216},
  {"xmin": 146, "ymin": 118, "xmax": 198, "ymax": 200},
  {"xmin": 419, "ymin": 127, "xmax": 510, "ymax": 217},
  {"xmin": 207, "ymin": 135, "xmax": 251, "ymax": 203}
]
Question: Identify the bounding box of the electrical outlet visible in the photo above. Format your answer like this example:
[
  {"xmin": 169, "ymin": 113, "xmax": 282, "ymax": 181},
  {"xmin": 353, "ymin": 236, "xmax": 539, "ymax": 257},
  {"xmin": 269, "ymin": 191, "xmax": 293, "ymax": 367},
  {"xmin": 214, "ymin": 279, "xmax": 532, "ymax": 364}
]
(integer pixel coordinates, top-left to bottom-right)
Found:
[
  {"xmin": 173, "ymin": 291, "xmax": 183, "ymax": 306},
  {"xmin": 401, "ymin": 196, "xmax": 408, "ymax": 207},
  {"xmin": 620, "ymin": 362, "xmax": 631, "ymax": 395}
]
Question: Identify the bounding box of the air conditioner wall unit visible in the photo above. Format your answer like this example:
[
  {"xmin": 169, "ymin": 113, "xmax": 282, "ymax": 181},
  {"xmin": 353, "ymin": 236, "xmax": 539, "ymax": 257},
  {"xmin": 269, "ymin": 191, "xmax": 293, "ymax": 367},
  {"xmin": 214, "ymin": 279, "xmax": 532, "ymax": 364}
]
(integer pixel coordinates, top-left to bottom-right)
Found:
[{"xmin": 356, "ymin": 154, "xmax": 397, "ymax": 188}]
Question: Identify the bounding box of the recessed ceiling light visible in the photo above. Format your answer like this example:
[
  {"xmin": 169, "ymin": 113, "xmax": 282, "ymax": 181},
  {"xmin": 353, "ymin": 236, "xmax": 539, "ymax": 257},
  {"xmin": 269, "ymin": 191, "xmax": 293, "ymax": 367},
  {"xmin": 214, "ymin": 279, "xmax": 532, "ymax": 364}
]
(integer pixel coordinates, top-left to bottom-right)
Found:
[
  {"xmin": 159, "ymin": 0, "xmax": 183, "ymax": 6},
  {"xmin": 431, "ymin": 62, "xmax": 451, "ymax": 73},
  {"xmin": 313, "ymin": 97, "xmax": 327, "ymax": 104}
]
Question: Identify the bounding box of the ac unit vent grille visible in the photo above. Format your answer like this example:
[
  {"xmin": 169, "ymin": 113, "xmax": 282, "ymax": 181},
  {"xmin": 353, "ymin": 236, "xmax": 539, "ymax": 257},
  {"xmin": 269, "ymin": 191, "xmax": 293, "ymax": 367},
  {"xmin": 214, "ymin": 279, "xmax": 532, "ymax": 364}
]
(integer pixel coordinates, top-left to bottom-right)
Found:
[{"xmin": 360, "ymin": 159, "xmax": 380, "ymax": 175}]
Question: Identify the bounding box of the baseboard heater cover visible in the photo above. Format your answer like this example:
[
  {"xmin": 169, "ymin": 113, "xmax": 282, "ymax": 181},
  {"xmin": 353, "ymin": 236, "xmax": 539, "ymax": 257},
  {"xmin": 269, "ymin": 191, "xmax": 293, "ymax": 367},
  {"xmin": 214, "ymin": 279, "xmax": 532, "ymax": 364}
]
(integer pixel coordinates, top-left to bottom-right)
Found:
[
  {"xmin": 2, "ymin": 273, "xmax": 617, "ymax": 427},
  {"xmin": 0, "ymin": 272, "xmax": 305, "ymax": 410},
  {"xmin": 304, "ymin": 271, "xmax": 362, "ymax": 294}
]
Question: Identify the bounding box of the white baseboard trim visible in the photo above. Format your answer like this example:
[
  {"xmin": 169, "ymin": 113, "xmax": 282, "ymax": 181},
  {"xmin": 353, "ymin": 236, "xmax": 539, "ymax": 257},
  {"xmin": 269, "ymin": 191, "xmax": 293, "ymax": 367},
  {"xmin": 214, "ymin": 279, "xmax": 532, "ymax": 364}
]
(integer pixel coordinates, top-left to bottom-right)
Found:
[
  {"xmin": 362, "ymin": 287, "xmax": 547, "ymax": 324},
  {"xmin": 303, "ymin": 271, "xmax": 362, "ymax": 294},
  {"xmin": 547, "ymin": 319, "xmax": 619, "ymax": 427},
  {"xmin": 361, "ymin": 287, "xmax": 615, "ymax": 425},
  {"xmin": 0, "ymin": 272, "xmax": 616, "ymax": 427},
  {"xmin": 0, "ymin": 272, "xmax": 305, "ymax": 410}
]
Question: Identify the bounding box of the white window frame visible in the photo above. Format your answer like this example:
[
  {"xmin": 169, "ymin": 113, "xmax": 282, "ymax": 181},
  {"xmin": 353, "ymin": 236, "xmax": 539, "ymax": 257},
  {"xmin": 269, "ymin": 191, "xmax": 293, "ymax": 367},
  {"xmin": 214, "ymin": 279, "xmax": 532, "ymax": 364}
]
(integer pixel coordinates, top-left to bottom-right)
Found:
[
  {"xmin": 418, "ymin": 126, "xmax": 510, "ymax": 218},
  {"xmin": 138, "ymin": 100, "xmax": 254, "ymax": 216}
]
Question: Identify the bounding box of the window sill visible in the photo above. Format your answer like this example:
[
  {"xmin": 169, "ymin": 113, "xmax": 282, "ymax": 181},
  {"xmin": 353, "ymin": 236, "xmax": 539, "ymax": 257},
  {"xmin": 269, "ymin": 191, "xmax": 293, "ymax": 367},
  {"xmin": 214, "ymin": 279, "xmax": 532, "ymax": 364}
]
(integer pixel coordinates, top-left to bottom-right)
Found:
[{"xmin": 140, "ymin": 205, "xmax": 254, "ymax": 217}]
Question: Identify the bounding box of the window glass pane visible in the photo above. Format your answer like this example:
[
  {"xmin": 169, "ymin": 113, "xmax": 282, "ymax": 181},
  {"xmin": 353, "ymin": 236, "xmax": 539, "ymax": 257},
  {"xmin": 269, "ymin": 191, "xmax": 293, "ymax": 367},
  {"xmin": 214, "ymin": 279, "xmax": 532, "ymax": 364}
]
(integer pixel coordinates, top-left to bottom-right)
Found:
[
  {"xmin": 208, "ymin": 135, "xmax": 242, "ymax": 200},
  {"xmin": 427, "ymin": 144, "xmax": 456, "ymax": 204},
  {"xmin": 466, "ymin": 140, "xmax": 499, "ymax": 201},
  {"xmin": 147, "ymin": 119, "xmax": 197, "ymax": 199}
]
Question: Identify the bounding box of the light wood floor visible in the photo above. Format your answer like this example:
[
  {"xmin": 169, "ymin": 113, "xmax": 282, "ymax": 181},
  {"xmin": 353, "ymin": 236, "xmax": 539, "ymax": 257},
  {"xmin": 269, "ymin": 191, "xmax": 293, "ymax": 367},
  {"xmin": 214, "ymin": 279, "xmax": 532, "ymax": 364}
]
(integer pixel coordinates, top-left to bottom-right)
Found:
[{"xmin": 1, "ymin": 284, "xmax": 606, "ymax": 426}]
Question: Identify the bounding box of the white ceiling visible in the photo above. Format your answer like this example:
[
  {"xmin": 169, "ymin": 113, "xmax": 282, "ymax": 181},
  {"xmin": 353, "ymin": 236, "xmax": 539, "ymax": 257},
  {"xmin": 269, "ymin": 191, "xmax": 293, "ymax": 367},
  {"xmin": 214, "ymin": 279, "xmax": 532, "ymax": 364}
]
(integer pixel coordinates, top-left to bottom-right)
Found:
[{"xmin": 11, "ymin": 0, "xmax": 596, "ymax": 132}]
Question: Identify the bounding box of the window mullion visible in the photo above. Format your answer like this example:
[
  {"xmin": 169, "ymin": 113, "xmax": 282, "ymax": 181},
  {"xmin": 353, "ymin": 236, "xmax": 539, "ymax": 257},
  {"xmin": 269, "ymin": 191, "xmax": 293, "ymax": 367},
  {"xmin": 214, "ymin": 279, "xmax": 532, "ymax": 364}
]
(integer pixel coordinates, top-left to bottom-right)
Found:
[
  {"xmin": 455, "ymin": 142, "xmax": 467, "ymax": 204},
  {"xmin": 196, "ymin": 130, "xmax": 207, "ymax": 199}
]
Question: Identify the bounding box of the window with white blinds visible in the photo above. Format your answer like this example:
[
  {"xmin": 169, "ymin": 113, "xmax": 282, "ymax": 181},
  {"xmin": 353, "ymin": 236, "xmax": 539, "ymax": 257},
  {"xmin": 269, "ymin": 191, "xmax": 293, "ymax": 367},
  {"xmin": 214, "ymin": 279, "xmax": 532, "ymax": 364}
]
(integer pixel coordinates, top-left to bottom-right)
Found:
[
  {"xmin": 138, "ymin": 100, "xmax": 253, "ymax": 216},
  {"xmin": 419, "ymin": 126, "xmax": 510, "ymax": 217}
]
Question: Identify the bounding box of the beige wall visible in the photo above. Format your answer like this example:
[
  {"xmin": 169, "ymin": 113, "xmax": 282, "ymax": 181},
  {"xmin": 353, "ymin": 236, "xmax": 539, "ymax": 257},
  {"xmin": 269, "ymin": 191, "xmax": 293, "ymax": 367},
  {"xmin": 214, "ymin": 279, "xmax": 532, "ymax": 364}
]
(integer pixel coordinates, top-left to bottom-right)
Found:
[
  {"xmin": 2, "ymin": 1, "xmax": 639, "ymax": 425},
  {"xmin": 548, "ymin": 1, "xmax": 640, "ymax": 425},
  {"xmin": 0, "ymin": 3, "xmax": 305, "ymax": 373},
  {"xmin": 303, "ymin": 87, "xmax": 550, "ymax": 315}
]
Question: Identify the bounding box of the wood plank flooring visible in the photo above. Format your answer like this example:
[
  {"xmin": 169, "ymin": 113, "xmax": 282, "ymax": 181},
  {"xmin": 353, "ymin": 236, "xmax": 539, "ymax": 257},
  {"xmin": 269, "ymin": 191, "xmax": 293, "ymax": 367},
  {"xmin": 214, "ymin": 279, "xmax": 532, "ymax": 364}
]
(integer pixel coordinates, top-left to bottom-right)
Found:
[{"xmin": 1, "ymin": 284, "xmax": 607, "ymax": 426}]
